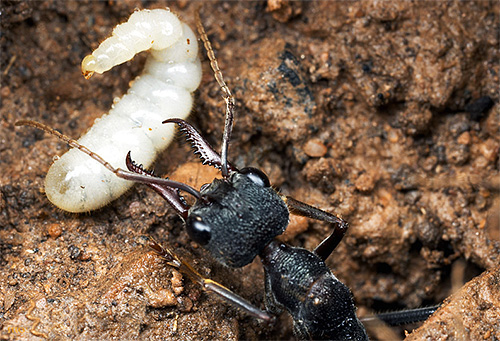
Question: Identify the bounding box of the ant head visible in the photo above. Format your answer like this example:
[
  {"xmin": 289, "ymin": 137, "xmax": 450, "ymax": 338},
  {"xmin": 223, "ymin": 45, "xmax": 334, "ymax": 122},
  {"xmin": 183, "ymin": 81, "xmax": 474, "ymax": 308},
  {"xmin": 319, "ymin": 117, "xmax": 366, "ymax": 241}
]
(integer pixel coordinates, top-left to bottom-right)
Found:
[
  {"xmin": 129, "ymin": 120, "xmax": 288, "ymax": 267},
  {"xmin": 186, "ymin": 167, "xmax": 289, "ymax": 268}
]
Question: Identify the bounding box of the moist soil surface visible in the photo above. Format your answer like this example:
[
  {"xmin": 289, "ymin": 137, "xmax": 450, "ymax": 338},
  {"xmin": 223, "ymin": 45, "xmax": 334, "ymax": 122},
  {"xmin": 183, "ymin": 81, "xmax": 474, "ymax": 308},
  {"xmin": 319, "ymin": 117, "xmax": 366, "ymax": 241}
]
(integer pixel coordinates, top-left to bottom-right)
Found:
[{"xmin": 1, "ymin": 1, "xmax": 499, "ymax": 340}]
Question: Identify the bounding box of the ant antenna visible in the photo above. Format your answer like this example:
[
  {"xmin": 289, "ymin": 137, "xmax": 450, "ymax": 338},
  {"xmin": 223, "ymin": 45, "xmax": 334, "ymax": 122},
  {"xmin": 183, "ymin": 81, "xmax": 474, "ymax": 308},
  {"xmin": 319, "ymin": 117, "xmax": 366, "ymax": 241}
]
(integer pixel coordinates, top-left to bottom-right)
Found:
[
  {"xmin": 196, "ymin": 12, "xmax": 235, "ymax": 178},
  {"xmin": 15, "ymin": 120, "xmax": 202, "ymax": 199}
]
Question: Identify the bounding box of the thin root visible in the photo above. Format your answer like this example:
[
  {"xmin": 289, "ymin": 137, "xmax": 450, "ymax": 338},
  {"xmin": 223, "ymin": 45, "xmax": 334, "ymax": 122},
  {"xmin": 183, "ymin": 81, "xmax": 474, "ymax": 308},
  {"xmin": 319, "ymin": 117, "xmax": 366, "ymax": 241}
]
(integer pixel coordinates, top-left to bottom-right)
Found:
[{"xmin": 26, "ymin": 297, "xmax": 48, "ymax": 340}]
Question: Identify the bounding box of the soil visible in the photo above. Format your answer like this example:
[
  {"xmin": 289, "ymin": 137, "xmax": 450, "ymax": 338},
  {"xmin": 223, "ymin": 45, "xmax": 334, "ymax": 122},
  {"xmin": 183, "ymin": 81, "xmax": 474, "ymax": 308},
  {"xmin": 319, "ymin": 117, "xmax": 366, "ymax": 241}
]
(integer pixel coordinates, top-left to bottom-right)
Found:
[{"xmin": 1, "ymin": 1, "xmax": 499, "ymax": 340}]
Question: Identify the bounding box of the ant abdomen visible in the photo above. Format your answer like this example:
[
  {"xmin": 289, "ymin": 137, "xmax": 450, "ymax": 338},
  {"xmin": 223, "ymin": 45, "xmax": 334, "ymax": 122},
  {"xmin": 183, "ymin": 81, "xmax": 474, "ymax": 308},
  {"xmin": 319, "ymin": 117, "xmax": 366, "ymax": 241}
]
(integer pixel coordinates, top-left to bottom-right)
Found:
[{"xmin": 261, "ymin": 240, "xmax": 368, "ymax": 340}]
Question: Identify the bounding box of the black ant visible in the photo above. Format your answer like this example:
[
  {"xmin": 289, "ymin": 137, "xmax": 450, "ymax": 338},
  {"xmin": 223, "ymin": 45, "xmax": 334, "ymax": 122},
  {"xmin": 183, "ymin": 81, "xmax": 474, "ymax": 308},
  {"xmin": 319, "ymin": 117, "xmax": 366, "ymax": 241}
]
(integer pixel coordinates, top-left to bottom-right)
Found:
[{"xmin": 16, "ymin": 13, "xmax": 438, "ymax": 340}]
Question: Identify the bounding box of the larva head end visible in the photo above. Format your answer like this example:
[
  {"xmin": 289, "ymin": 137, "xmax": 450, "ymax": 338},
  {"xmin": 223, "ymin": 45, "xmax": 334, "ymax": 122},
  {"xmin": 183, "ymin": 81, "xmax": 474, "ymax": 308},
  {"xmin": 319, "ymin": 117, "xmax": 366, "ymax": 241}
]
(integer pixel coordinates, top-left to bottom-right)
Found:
[{"xmin": 81, "ymin": 54, "xmax": 96, "ymax": 79}]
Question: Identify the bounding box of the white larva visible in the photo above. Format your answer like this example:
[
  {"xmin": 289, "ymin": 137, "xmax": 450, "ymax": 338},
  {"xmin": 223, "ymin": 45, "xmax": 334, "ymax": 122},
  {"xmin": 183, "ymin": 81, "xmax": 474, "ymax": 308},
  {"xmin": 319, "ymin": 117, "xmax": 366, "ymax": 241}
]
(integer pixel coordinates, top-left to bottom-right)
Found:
[{"xmin": 45, "ymin": 8, "xmax": 202, "ymax": 213}]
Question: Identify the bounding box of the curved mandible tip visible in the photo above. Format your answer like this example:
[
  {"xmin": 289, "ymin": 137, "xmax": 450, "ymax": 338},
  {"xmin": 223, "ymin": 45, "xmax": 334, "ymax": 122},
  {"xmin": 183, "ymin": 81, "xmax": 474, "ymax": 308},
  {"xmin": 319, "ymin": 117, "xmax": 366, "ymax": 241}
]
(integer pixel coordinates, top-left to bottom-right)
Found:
[{"xmin": 163, "ymin": 118, "xmax": 237, "ymax": 173}]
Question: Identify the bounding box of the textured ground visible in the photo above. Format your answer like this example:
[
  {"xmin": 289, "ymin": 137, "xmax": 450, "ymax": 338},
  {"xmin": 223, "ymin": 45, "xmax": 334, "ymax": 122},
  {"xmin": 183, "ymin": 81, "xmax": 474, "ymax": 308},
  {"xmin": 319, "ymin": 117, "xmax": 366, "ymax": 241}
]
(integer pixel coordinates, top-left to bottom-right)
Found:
[{"xmin": 1, "ymin": 1, "xmax": 499, "ymax": 340}]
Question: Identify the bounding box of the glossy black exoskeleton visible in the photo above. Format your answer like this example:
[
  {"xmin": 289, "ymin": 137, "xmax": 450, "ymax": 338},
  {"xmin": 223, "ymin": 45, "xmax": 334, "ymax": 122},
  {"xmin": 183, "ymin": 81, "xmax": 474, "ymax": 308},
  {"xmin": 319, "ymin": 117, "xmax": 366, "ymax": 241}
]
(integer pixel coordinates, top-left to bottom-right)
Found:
[{"xmin": 262, "ymin": 240, "xmax": 367, "ymax": 340}]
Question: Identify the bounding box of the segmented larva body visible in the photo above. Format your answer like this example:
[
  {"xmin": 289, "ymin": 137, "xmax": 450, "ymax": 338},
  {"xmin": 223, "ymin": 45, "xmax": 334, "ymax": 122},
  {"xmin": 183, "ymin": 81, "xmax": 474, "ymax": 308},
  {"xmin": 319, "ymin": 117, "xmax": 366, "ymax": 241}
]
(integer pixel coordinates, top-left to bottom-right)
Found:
[{"xmin": 45, "ymin": 9, "xmax": 202, "ymax": 213}]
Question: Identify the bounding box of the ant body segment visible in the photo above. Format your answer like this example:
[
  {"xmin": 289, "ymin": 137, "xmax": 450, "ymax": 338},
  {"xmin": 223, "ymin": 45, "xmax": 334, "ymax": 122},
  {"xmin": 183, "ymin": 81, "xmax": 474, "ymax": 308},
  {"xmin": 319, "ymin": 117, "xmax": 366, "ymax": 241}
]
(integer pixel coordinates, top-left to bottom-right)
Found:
[{"xmin": 16, "ymin": 11, "xmax": 439, "ymax": 340}]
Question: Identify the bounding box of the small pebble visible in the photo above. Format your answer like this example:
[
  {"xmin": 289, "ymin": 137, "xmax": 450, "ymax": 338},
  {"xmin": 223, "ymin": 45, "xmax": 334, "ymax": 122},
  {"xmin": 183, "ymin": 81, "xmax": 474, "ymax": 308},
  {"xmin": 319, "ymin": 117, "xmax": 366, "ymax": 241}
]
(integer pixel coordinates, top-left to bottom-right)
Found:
[
  {"xmin": 147, "ymin": 289, "xmax": 176, "ymax": 308},
  {"xmin": 355, "ymin": 172, "xmax": 376, "ymax": 193},
  {"xmin": 457, "ymin": 131, "xmax": 470, "ymax": 145},
  {"xmin": 479, "ymin": 138, "xmax": 499, "ymax": 162},
  {"xmin": 171, "ymin": 270, "xmax": 184, "ymax": 296},
  {"xmin": 1, "ymin": 86, "xmax": 11, "ymax": 97},
  {"xmin": 177, "ymin": 296, "xmax": 193, "ymax": 312},
  {"xmin": 387, "ymin": 129, "xmax": 399, "ymax": 143},
  {"xmin": 48, "ymin": 223, "xmax": 62, "ymax": 239},
  {"xmin": 303, "ymin": 139, "xmax": 327, "ymax": 157}
]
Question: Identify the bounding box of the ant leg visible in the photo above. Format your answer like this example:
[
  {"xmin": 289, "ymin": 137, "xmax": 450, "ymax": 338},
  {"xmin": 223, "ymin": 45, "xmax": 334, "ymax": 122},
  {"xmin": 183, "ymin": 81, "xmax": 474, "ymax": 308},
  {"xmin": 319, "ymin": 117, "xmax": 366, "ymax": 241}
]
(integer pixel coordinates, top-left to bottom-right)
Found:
[
  {"xmin": 149, "ymin": 239, "xmax": 274, "ymax": 323},
  {"xmin": 164, "ymin": 118, "xmax": 237, "ymax": 173},
  {"xmin": 283, "ymin": 196, "xmax": 348, "ymax": 262},
  {"xmin": 125, "ymin": 153, "xmax": 190, "ymax": 220},
  {"xmin": 361, "ymin": 305, "xmax": 440, "ymax": 326},
  {"xmin": 195, "ymin": 12, "xmax": 235, "ymax": 178}
]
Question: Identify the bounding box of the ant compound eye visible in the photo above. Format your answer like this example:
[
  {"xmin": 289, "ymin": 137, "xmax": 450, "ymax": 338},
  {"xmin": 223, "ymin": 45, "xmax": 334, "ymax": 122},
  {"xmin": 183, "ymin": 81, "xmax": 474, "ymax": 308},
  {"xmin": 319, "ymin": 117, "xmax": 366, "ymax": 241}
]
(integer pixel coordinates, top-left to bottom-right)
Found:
[
  {"xmin": 240, "ymin": 167, "xmax": 270, "ymax": 187},
  {"xmin": 186, "ymin": 215, "xmax": 211, "ymax": 245}
]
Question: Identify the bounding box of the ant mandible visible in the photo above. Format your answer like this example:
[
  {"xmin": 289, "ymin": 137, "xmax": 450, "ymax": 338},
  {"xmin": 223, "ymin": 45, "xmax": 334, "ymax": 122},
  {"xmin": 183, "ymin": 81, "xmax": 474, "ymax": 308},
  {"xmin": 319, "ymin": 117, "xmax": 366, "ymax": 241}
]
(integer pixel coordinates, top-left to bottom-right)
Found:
[{"xmin": 17, "ymin": 12, "xmax": 437, "ymax": 340}]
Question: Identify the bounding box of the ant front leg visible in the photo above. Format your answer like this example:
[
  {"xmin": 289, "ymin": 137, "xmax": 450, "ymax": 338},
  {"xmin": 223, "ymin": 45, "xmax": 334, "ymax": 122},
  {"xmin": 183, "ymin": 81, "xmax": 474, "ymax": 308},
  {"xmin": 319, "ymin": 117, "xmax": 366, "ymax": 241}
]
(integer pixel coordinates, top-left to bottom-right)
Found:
[
  {"xmin": 283, "ymin": 196, "xmax": 348, "ymax": 261},
  {"xmin": 125, "ymin": 152, "xmax": 190, "ymax": 220},
  {"xmin": 149, "ymin": 239, "xmax": 274, "ymax": 323}
]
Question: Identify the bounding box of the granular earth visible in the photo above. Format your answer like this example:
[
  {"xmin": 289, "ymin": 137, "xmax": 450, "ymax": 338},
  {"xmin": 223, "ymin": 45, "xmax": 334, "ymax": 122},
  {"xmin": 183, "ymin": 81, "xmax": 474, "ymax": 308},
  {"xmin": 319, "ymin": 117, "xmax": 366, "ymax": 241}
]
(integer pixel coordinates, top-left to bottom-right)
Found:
[{"xmin": 1, "ymin": 1, "xmax": 498, "ymax": 340}]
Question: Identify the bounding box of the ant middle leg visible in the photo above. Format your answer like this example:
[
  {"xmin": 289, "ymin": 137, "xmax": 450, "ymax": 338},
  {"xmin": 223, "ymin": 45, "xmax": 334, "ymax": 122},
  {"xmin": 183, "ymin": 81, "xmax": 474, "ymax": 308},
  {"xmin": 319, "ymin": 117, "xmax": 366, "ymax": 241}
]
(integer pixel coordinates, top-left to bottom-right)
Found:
[
  {"xmin": 283, "ymin": 196, "xmax": 348, "ymax": 262},
  {"xmin": 284, "ymin": 197, "xmax": 441, "ymax": 329}
]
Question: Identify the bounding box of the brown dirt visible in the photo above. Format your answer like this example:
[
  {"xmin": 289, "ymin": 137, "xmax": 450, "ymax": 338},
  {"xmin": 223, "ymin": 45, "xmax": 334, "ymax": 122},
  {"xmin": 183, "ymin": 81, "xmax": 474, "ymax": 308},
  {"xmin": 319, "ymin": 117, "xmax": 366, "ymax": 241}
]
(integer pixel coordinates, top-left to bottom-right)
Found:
[
  {"xmin": 406, "ymin": 264, "xmax": 500, "ymax": 341},
  {"xmin": 1, "ymin": 1, "xmax": 498, "ymax": 340}
]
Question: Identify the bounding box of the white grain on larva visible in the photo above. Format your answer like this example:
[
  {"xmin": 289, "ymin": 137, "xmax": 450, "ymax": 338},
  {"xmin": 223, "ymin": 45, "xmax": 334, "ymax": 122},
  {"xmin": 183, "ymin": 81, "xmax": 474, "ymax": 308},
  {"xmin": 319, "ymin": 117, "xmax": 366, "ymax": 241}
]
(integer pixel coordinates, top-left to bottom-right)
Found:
[{"xmin": 45, "ymin": 9, "xmax": 202, "ymax": 213}]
